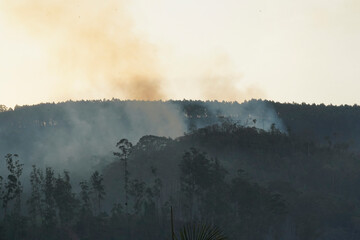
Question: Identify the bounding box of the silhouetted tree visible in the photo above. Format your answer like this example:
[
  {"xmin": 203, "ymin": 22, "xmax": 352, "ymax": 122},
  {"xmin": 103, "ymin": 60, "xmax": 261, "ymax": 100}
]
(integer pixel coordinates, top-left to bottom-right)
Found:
[
  {"xmin": 180, "ymin": 148, "xmax": 214, "ymax": 221},
  {"xmin": 54, "ymin": 171, "xmax": 77, "ymax": 226},
  {"xmin": 27, "ymin": 165, "xmax": 44, "ymax": 227},
  {"xmin": 147, "ymin": 166, "xmax": 162, "ymax": 217},
  {"xmin": 90, "ymin": 171, "xmax": 105, "ymax": 215},
  {"xmin": 42, "ymin": 167, "xmax": 56, "ymax": 230},
  {"xmin": 114, "ymin": 138, "xmax": 133, "ymax": 214},
  {"xmin": 79, "ymin": 180, "xmax": 92, "ymax": 214},
  {"xmin": 1, "ymin": 154, "xmax": 25, "ymax": 240},
  {"xmin": 2, "ymin": 154, "xmax": 23, "ymax": 216},
  {"xmin": 128, "ymin": 179, "xmax": 145, "ymax": 215}
]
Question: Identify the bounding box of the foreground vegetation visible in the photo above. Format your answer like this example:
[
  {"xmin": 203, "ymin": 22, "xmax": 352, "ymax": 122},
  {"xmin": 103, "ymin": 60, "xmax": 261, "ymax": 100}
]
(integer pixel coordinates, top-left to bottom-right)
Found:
[{"xmin": 0, "ymin": 122, "xmax": 359, "ymax": 239}]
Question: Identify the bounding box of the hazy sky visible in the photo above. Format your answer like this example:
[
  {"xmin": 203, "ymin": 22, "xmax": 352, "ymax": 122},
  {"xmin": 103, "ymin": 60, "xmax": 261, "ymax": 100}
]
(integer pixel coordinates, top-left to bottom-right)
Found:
[{"xmin": 0, "ymin": 0, "xmax": 359, "ymax": 107}]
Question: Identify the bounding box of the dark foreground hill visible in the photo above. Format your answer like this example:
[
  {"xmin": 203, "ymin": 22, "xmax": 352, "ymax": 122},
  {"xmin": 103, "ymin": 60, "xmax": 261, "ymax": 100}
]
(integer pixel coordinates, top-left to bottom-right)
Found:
[
  {"xmin": 103, "ymin": 123, "xmax": 360, "ymax": 240},
  {"xmin": 0, "ymin": 123, "xmax": 359, "ymax": 239}
]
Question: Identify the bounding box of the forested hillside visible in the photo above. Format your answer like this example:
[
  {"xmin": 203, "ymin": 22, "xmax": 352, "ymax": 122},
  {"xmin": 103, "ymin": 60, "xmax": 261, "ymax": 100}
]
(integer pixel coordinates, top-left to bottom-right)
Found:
[
  {"xmin": 1, "ymin": 99, "xmax": 359, "ymax": 154},
  {"xmin": 270, "ymin": 101, "xmax": 360, "ymax": 149},
  {"xmin": 0, "ymin": 100, "xmax": 360, "ymax": 239}
]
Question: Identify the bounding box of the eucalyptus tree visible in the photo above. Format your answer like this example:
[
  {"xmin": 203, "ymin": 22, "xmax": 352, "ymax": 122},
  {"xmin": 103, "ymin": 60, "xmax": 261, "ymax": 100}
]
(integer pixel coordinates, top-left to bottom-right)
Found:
[{"xmin": 114, "ymin": 138, "xmax": 133, "ymax": 214}]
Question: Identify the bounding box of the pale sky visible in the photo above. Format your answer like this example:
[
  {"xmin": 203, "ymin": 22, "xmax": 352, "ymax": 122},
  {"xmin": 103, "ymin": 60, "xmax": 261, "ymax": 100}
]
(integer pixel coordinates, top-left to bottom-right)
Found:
[{"xmin": 0, "ymin": 0, "xmax": 359, "ymax": 107}]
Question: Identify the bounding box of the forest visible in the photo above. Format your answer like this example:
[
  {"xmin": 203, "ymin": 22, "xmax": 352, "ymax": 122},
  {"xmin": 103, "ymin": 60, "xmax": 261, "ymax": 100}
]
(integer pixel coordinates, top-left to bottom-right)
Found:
[{"xmin": 1, "ymin": 99, "xmax": 360, "ymax": 240}]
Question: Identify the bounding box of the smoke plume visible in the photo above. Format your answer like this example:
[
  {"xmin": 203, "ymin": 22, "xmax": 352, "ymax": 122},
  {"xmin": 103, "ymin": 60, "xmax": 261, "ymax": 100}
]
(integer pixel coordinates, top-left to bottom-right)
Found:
[
  {"xmin": 2, "ymin": 0, "xmax": 163, "ymax": 100},
  {"xmin": 200, "ymin": 54, "xmax": 265, "ymax": 102},
  {"xmin": 0, "ymin": 0, "xmax": 267, "ymax": 104}
]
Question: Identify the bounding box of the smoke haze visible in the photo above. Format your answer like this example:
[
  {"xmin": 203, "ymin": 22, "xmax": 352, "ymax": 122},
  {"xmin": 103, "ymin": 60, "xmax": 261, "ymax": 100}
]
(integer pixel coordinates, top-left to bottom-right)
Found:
[
  {"xmin": 0, "ymin": 0, "xmax": 267, "ymax": 106},
  {"xmin": 1, "ymin": 0, "xmax": 164, "ymax": 101},
  {"xmin": 0, "ymin": 101, "xmax": 187, "ymax": 178},
  {"xmin": 0, "ymin": 100, "xmax": 285, "ymax": 178},
  {"xmin": 199, "ymin": 54, "xmax": 265, "ymax": 101}
]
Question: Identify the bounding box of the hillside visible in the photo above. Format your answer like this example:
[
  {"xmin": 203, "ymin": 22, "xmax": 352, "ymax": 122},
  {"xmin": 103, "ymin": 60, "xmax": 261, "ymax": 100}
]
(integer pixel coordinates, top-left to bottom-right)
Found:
[{"xmin": 0, "ymin": 100, "xmax": 360, "ymax": 239}]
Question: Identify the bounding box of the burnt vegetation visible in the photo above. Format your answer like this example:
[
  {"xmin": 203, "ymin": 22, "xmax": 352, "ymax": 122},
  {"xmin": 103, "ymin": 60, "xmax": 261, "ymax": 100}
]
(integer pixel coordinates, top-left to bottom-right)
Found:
[{"xmin": 0, "ymin": 100, "xmax": 360, "ymax": 239}]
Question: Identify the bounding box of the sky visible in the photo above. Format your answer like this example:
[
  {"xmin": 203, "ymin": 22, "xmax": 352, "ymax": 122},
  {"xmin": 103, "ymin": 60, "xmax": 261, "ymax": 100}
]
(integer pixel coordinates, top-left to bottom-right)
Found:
[{"xmin": 0, "ymin": 0, "xmax": 359, "ymax": 107}]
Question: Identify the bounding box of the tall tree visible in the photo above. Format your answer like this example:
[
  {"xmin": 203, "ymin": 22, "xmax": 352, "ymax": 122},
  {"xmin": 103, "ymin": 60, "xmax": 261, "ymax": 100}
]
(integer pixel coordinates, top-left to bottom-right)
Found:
[
  {"xmin": 79, "ymin": 180, "xmax": 92, "ymax": 215},
  {"xmin": 54, "ymin": 171, "xmax": 77, "ymax": 226},
  {"xmin": 1, "ymin": 154, "xmax": 25, "ymax": 240},
  {"xmin": 42, "ymin": 167, "xmax": 56, "ymax": 229},
  {"xmin": 114, "ymin": 138, "xmax": 133, "ymax": 214},
  {"xmin": 90, "ymin": 171, "xmax": 105, "ymax": 215},
  {"xmin": 180, "ymin": 148, "xmax": 212, "ymax": 221},
  {"xmin": 128, "ymin": 179, "xmax": 145, "ymax": 215},
  {"xmin": 144, "ymin": 166, "xmax": 162, "ymax": 219},
  {"xmin": 27, "ymin": 165, "xmax": 44, "ymax": 226}
]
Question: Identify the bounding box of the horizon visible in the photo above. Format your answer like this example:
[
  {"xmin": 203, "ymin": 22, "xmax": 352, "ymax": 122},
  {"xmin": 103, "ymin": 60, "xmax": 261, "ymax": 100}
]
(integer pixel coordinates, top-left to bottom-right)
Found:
[
  {"xmin": 1, "ymin": 0, "xmax": 359, "ymax": 107},
  {"xmin": 1, "ymin": 98, "xmax": 359, "ymax": 110}
]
